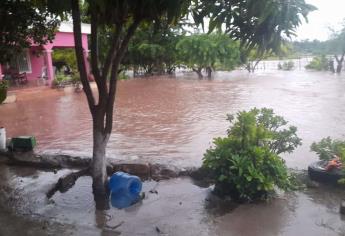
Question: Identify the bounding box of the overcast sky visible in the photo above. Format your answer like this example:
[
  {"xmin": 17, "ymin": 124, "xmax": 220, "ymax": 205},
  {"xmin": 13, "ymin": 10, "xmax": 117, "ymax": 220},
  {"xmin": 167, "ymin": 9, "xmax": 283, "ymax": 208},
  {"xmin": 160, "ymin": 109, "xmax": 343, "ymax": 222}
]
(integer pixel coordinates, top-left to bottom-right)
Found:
[{"xmin": 295, "ymin": 0, "xmax": 345, "ymax": 41}]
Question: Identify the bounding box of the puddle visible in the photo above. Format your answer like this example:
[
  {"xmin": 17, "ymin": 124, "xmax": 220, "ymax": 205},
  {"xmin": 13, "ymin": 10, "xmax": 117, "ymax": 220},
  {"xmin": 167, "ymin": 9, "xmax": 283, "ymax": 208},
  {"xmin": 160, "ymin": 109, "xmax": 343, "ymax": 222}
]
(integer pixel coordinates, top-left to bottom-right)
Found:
[{"xmin": 0, "ymin": 164, "xmax": 344, "ymax": 236}]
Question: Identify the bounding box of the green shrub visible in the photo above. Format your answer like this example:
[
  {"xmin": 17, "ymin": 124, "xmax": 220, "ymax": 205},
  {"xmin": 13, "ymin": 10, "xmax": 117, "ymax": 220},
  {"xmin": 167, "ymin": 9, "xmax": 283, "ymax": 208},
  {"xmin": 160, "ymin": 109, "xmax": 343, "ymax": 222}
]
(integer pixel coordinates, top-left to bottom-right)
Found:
[
  {"xmin": 0, "ymin": 80, "xmax": 9, "ymax": 90},
  {"xmin": 310, "ymin": 137, "xmax": 345, "ymax": 184},
  {"xmin": 118, "ymin": 71, "xmax": 129, "ymax": 80},
  {"xmin": 71, "ymin": 73, "xmax": 80, "ymax": 84},
  {"xmin": 0, "ymin": 80, "xmax": 9, "ymax": 104},
  {"xmin": 310, "ymin": 137, "xmax": 345, "ymax": 161},
  {"xmin": 203, "ymin": 108, "xmax": 302, "ymax": 201},
  {"xmin": 52, "ymin": 74, "xmax": 71, "ymax": 88},
  {"xmin": 305, "ymin": 55, "xmax": 329, "ymax": 71}
]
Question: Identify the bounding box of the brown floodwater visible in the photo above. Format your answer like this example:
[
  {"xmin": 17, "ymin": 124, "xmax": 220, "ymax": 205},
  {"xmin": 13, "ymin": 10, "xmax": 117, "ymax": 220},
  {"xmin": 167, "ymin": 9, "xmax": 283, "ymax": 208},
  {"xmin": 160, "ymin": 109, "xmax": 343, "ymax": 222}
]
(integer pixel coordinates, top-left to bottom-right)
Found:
[
  {"xmin": 1, "ymin": 70, "xmax": 345, "ymax": 169},
  {"xmin": 0, "ymin": 165, "xmax": 344, "ymax": 236}
]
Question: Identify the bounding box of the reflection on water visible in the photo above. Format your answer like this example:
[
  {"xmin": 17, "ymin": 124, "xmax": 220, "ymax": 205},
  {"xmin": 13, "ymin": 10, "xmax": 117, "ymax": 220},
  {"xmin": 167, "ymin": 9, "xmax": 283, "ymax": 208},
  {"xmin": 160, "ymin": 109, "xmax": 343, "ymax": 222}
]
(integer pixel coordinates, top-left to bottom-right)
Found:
[
  {"xmin": 1, "ymin": 70, "xmax": 345, "ymax": 169},
  {"xmin": 2, "ymin": 164, "xmax": 343, "ymax": 236}
]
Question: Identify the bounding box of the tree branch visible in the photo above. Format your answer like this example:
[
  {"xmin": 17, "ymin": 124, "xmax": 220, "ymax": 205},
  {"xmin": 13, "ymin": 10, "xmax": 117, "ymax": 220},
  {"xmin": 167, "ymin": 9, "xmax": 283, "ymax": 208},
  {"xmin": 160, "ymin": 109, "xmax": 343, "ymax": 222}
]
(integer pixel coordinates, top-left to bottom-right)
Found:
[
  {"xmin": 104, "ymin": 19, "xmax": 141, "ymax": 134},
  {"xmin": 101, "ymin": 23, "xmax": 123, "ymax": 81},
  {"xmin": 90, "ymin": 12, "xmax": 101, "ymax": 84},
  {"xmin": 71, "ymin": 0, "xmax": 95, "ymax": 111},
  {"xmin": 112, "ymin": 19, "xmax": 141, "ymax": 69},
  {"xmin": 90, "ymin": 11, "xmax": 107, "ymax": 108},
  {"xmin": 104, "ymin": 63, "xmax": 119, "ymax": 135}
]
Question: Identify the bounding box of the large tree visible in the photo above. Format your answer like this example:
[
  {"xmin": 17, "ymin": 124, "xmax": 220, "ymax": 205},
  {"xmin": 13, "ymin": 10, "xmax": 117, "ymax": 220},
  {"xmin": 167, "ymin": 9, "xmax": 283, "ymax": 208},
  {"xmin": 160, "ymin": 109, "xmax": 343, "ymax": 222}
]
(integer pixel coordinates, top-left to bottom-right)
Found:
[
  {"xmin": 327, "ymin": 25, "xmax": 345, "ymax": 73},
  {"xmin": 125, "ymin": 22, "xmax": 183, "ymax": 76},
  {"xmin": 69, "ymin": 0, "xmax": 190, "ymax": 208},
  {"xmin": 0, "ymin": 0, "xmax": 59, "ymax": 63},
  {"xmin": 192, "ymin": 0, "xmax": 316, "ymax": 63},
  {"xmin": 176, "ymin": 34, "xmax": 240, "ymax": 78}
]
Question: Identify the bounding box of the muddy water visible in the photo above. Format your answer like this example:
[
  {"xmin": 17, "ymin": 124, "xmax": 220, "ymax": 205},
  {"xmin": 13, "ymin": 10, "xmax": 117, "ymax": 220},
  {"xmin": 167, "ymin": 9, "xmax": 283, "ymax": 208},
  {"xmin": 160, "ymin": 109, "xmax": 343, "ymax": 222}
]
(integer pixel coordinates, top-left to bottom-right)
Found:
[
  {"xmin": 0, "ymin": 165, "xmax": 344, "ymax": 236},
  {"xmin": 1, "ymin": 70, "xmax": 345, "ymax": 168}
]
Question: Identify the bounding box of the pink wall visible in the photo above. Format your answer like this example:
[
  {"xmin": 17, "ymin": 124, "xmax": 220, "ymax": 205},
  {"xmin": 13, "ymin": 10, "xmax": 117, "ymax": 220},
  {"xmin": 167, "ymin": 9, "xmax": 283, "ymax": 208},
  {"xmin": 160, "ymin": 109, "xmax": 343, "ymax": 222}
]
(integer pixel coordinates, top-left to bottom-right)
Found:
[
  {"xmin": 0, "ymin": 31, "xmax": 89, "ymax": 82},
  {"xmin": 43, "ymin": 32, "xmax": 88, "ymax": 51},
  {"xmin": 27, "ymin": 46, "xmax": 45, "ymax": 81}
]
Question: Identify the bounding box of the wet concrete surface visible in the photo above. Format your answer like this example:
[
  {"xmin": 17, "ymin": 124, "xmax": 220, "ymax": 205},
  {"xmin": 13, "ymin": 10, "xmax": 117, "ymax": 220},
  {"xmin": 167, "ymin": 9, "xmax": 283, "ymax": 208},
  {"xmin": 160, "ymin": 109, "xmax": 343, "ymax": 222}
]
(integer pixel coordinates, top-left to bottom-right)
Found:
[
  {"xmin": 2, "ymin": 70, "xmax": 345, "ymax": 168},
  {"xmin": 0, "ymin": 164, "xmax": 344, "ymax": 236}
]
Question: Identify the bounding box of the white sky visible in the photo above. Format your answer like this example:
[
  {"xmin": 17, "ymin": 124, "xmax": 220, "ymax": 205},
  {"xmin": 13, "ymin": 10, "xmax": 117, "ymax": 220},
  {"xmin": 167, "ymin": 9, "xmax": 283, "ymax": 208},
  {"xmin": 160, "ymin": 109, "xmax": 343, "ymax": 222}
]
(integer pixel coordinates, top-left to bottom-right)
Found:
[{"xmin": 295, "ymin": 0, "xmax": 345, "ymax": 41}]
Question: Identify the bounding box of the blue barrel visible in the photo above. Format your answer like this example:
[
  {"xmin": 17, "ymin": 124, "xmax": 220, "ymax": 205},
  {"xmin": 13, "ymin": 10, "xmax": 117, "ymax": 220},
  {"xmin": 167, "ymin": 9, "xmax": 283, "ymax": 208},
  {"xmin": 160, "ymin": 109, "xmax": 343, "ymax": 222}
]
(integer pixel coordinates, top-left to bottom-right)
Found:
[
  {"xmin": 108, "ymin": 172, "xmax": 142, "ymax": 205},
  {"xmin": 110, "ymin": 191, "xmax": 141, "ymax": 209}
]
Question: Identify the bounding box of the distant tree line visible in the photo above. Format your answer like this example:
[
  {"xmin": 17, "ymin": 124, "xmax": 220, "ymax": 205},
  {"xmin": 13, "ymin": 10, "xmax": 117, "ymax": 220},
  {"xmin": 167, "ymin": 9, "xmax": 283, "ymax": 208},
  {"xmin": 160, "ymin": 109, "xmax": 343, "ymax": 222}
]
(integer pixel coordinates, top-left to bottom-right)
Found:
[
  {"xmin": 122, "ymin": 25, "xmax": 241, "ymax": 78},
  {"xmin": 291, "ymin": 22, "xmax": 345, "ymax": 73}
]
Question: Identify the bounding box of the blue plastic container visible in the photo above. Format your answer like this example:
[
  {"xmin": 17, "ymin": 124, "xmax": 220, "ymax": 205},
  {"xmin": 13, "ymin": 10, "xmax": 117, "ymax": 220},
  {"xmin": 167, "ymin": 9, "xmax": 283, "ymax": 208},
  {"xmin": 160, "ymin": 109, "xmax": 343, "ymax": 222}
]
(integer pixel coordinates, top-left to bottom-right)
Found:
[
  {"xmin": 110, "ymin": 191, "xmax": 141, "ymax": 209},
  {"xmin": 108, "ymin": 171, "xmax": 142, "ymax": 205}
]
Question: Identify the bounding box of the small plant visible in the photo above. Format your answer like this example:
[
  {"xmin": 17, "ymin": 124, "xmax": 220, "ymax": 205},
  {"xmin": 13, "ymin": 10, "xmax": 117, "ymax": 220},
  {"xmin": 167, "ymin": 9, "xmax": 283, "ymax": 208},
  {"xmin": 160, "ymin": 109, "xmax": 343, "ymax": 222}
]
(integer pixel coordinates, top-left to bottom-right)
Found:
[
  {"xmin": 0, "ymin": 80, "xmax": 9, "ymax": 90},
  {"xmin": 203, "ymin": 108, "xmax": 302, "ymax": 201},
  {"xmin": 0, "ymin": 80, "xmax": 9, "ymax": 104},
  {"xmin": 52, "ymin": 73, "xmax": 72, "ymax": 88},
  {"xmin": 310, "ymin": 137, "xmax": 345, "ymax": 161},
  {"xmin": 118, "ymin": 71, "xmax": 129, "ymax": 80},
  {"xmin": 71, "ymin": 73, "xmax": 80, "ymax": 84},
  {"xmin": 311, "ymin": 137, "xmax": 345, "ymax": 184}
]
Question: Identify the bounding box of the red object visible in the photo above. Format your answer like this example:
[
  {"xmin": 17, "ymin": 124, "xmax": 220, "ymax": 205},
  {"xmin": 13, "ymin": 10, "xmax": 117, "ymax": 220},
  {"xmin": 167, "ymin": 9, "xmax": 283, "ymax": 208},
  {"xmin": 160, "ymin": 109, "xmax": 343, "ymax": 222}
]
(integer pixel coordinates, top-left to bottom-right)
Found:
[{"xmin": 325, "ymin": 158, "xmax": 342, "ymax": 171}]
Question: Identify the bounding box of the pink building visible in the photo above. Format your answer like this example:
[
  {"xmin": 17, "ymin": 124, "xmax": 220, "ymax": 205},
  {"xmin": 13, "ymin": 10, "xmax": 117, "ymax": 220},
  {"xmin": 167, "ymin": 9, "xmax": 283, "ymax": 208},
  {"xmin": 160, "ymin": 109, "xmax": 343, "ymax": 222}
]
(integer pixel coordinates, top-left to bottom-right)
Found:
[{"xmin": 0, "ymin": 22, "xmax": 90, "ymax": 85}]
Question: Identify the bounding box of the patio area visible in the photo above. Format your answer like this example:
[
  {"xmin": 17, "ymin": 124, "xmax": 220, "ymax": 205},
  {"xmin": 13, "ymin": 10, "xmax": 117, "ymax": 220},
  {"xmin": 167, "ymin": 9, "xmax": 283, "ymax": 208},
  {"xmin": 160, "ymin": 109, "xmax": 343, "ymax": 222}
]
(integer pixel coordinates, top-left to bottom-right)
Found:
[{"xmin": 0, "ymin": 22, "xmax": 90, "ymax": 88}]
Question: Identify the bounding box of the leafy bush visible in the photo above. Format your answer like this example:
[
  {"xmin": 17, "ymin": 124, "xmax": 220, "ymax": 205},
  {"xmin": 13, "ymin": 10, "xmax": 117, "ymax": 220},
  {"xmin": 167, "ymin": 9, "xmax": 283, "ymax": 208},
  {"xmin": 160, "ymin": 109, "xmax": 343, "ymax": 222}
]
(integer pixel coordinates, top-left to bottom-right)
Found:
[
  {"xmin": 52, "ymin": 48, "xmax": 77, "ymax": 71},
  {"xmin": 52, "ymin": 74, "xmax": 72, "ymax": 88},
  {"xmin": 71, "ymin": 73, "xmax": 81, "ymax": 84},
  {"xmin": 305, "ymin": 55, "xmax": 329, "ymax": 71},
  {"xmin": 0, "ymin": 80, "xmax": 9, "ymax": 104},
  {"xmin": 118, "ymin": 71, "xmax": 129, "ymax": 80},
  {"xmin": 311, "ymin": 137, "xmax": 345, "ymax": 184},
  {"xmin": 310, "ymin": 137, "xmax": 345, "ymax": 161},
  {"xmin": 203, "ymin": 108, "xmax": 302, "ymax": 201},
  {"xmin": 0, "ymin": 80, "xmax": 9, "ymax": 90}
]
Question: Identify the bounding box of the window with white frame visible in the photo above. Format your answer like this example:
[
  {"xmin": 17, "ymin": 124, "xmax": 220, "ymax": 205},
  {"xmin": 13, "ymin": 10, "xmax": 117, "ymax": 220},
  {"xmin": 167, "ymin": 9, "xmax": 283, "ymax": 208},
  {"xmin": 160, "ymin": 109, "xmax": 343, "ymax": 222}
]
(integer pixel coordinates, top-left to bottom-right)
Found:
[
  {"xmin": 17, "ymin": 50, "xmax": 32, "ymax": 73},
  {"xmin": 9, "ymin": 50, "xmax": 32, "ymax": 73}
]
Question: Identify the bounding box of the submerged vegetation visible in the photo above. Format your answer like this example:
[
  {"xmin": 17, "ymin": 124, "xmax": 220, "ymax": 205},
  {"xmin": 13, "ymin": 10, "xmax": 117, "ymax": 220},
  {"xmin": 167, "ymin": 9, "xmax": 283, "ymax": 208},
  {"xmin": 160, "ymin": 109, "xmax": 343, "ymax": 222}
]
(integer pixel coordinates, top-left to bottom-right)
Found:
[
  {"xmin": 176, "ymin": 34, "xmax": 240, "ymax": 78},
  {"xmin": 305, "ymin": 55, "xmax": 329, "ymax": 71},
  {"xmin": 278, "ymin": 61, "xmax": 295, "ymax": 71},
  {"xmin": 203, "ymin": 108, "xmax": 302, "ymax": 201}
]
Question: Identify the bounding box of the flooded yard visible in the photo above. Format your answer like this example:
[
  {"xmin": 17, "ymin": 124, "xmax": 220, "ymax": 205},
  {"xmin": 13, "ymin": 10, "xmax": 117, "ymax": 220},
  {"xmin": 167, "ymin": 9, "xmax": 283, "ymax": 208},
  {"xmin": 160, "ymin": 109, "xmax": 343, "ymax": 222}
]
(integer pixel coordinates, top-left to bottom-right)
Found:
[
  {"xmin": 1, "ymin": 70, "xmax": 345, "ymax": 235},
  {"xmin": 0, "ymin": 164, "xmax": 344, "ymax": 236},
  {"xmin": 1, "ymin": 70, "xmax": 345, "ymax": 169}
]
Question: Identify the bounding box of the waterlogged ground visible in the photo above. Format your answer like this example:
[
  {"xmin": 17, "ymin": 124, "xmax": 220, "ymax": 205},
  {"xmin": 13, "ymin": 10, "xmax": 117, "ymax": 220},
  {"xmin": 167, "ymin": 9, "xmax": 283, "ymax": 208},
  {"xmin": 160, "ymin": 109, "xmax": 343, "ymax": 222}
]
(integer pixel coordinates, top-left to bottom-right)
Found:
[
  {"xmin": 1, "ymin": 70, "xmax": 345, "ymax": 235},
  {"xmin": 0, "ymin": 165, "xmax": 344, "ymax": 236},
  {"xmin": 2, "ymin": 70, "xmax": 345, "ymax": 169}
]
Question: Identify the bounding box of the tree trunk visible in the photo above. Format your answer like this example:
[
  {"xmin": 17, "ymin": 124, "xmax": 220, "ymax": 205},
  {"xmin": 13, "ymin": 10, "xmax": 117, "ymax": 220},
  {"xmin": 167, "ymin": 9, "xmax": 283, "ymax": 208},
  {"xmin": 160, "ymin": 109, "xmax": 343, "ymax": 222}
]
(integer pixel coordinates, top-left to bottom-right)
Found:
[
  {"xmin": 92, "ymin": 126, "xmax": 110, "ymax": 210},
  {"xmin": 92, "ymin": 128, "xmax": 108, "ymax": 194},
  {"xmin": 335, "ymin": 53, "xmax": 345, "ymax": 74},
  {"xmin": 193, "ymin": 67, "xmax": 203, "ymax": 78},
  {"xmin": 71, "ymin": 0, "xmax": 140, "ymax": 209},
  {"xmin": 329, "ymin": 59, "xmax": 335, "ymax": 73},
  {"xmin": 206, "ymin": 66, "xmax": 212, "ymax": 78}
]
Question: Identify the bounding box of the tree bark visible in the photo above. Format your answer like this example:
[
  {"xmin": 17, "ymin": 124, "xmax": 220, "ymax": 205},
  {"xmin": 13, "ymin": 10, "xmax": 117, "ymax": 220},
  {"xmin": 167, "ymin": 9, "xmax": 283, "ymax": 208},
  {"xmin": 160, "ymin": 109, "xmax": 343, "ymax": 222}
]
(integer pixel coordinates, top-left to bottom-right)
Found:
[
  {"xmin": 71, "ymin": 0, "xmax": 109, "ymax": 209},
  {"xmin": 335, "ymin": 53, "xmax": 345, "ymax": 74},
  {"xmin": 71, "ymin": 0, "xmax": 140, "ymax": 209},
  {"xmin": 206, "ymin": 66, "xmax": 212, "ymax": 78},
  {"xmin": 193, "ymin": 67, "xmax": 203, "ymax": 78}
]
